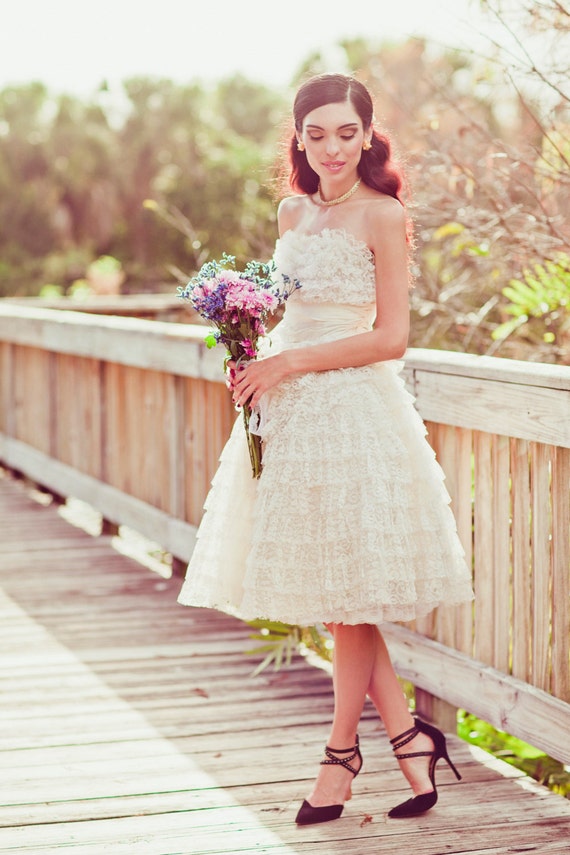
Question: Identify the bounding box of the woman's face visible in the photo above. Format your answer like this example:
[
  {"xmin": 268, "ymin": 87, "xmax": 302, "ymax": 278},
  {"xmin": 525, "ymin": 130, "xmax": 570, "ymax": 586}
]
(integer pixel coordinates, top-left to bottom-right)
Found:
[{"xmin": 298, "ymin": 99, "xmax": 368, "ymax": 185}]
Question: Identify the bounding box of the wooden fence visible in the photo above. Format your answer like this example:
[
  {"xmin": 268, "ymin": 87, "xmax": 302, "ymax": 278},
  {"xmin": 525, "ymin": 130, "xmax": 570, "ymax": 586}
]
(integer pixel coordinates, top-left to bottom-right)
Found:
[{"xmin": 1, "ymin": 302, "xmax": 569, "ymax": 767}]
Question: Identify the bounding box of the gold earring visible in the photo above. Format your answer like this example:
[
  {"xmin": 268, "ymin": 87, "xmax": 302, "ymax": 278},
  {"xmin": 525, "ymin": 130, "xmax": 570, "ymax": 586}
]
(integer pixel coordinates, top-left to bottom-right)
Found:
[
  {"xmin": 297, "ymin": 141, "xmax": 305, "ymax": 152},
  {"xmin": 363, "ymin": 139, "xmax": 372, "ymax": 151}
]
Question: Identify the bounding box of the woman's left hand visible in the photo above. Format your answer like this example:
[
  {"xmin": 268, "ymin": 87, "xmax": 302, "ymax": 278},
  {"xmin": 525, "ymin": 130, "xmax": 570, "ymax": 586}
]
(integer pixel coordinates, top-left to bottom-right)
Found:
[{"xmin": 231, "ymin": 354, "xmax": 289, "ymax": 409}]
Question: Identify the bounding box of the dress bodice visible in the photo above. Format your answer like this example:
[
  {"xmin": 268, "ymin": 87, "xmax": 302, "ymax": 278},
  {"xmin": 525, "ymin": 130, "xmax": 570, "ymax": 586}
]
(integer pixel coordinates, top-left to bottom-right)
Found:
[
  {"xmin": 271, "ymin": 228, "xmax": 377, "ymax": 348},
  {"xmin": 274, "ymin": 228, "xmax": 376, "ymax": 305}
]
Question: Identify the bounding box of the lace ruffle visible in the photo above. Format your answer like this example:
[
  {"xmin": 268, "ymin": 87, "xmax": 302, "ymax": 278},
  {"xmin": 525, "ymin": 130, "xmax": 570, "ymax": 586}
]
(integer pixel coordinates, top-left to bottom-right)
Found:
[
  {"xmin": 178, "ymin": 360, "xmax": 473, "ymax": 624},
  {"xmin": 178, "ymin": 230, "xmax": 474, "ymax": 624},
  {"xmin": 273, "ymin": 228, "xmax": 376, "ymax": 305}
]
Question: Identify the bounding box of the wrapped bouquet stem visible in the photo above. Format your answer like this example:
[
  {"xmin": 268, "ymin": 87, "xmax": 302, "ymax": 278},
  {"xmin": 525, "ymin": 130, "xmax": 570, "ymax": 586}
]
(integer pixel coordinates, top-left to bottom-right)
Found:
[
  {"xmin": 240, "ymin": 392, "xmax": 262, "ymax": 481},
  {"xmin": 178, "ymin": 253, "xmax": 299, "ymax": 478},
  {"xmin": 227, "ymin": 342, "xmax": 262, "ymax": 480}
]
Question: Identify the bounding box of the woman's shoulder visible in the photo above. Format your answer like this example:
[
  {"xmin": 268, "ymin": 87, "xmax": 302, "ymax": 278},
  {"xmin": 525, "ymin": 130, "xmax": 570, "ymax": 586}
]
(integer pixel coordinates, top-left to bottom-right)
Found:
[
  {"xmin": 359, "ymin": 189, "xmax": 406, "ymax": 221},
  {"xmin": 357, "ymin": 192, "xmax": 407, "ymax": 245},
  {"xmin": 277, "ymin": 194, "xmax": 311, "ymax": 233}
]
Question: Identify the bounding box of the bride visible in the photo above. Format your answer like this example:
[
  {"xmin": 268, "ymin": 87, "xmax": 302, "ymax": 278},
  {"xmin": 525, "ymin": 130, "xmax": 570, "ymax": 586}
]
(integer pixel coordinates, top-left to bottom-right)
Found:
[{"xmin": 178, "ymin": 72, "xmax": 473, "ymax": 824}]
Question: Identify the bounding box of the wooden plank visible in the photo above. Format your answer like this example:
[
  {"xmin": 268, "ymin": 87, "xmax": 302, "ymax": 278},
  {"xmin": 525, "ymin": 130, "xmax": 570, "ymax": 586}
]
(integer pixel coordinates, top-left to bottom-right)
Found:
[
  {"xmin": 2, "ymin": 304, "xmax": 569, "ymax": 426},
  {"xmin": 13, "ymin": 345, "xmax": 52, "ymax": 453},
  {"xmin": 0, "ymin": 436, "xmax": 196, "ymax": 561},
  {"xmin": 530, "ymin": 442, "xmax": 552, "ymax": 693},
  {"xmin": 0, "ymin": 780, "xmax": 569, "ymax": 855},
  {"xmin": 206, "ymin": 378, "xmax": 235, "ymax": 484},
  {"xmin": 473, "ymin": 431, "xmax": 494, "ymax": 666},
  {"xmin": 453, "ymin": 427, "xmax": 474, "ymax": 657},
  {"xmin": 0, "ymin": 343, "xmax": 13, "ymax": 436},
  {"xmin": 492, "ymin": 434, "xmax": 511, "ymax": 673},
  {"xmin": 551, "ymin": 446, "xmax": 570, "ymax": 703},
  {"xmin": 3, "ymin": 292, "xmax": 191, "ymax": 319},
  {"xmin": 510, "ymin": 438, "xmax": 531, "ymax": 682},
  {"xmin": 414, "ymin": 371, "xmax": 570, "ymax": 448},
  {"xmin": 168, "ymin": 374, "xmax": 186, "ymax": 520},
  {"xmin": 53, "ymin": 352, "xmax": 103, "ymax": 478},
  {"xmin": 0, "ymin": 304, "xmax": 226, "ymax": 381},
  {"xmin": 102, "ymin": 360, "xmax": 127, "ymax": 493},
  {"xmin": 185, "ymin": 377, "xmax": 213, "ymax": 524},
  {"xmin": 406, "ymin": 347, "xmax": 570, "ymax": 390},
  {"xmin": 1, "ymin": 473, "xmax": 570, "ymax": 855},
  {"xmin": 123, "ymin": 365, "xmax": 143, "ymax": 498},
  {"xmin": 47, "ymin": 350, "xmax": 57, "ymax": 459},
  {"xmin": 431, "ymin": 425, "xmax": 460, "ymax": 651},
  {"xmin": 155, "ymin": 371, "xmax": 176, "ymax": 513}
]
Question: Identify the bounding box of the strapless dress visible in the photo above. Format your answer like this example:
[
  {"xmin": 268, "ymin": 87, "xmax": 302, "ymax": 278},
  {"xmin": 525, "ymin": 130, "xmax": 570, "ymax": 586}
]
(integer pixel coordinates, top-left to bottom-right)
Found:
[{"xmin": 177, "ymin": 228, "xmax": 473, "ymax": 625}]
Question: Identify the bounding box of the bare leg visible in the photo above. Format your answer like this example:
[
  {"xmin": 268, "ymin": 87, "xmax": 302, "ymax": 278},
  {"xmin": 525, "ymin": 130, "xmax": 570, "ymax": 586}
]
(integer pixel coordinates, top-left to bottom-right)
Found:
[
  {"xmin": 304, "ymin": 623, "xmax": 371, "ymax": 807},
  {"xmin": 304, "ymin": 623, "xmax": 434, "ymax": 809},
  {"xmin": 366, "ymin": 627, "xmax": 434, "ymax": 796}
]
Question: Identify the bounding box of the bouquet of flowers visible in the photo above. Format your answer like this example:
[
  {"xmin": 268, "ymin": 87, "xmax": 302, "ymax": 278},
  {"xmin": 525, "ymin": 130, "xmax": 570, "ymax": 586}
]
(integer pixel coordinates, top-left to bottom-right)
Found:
[{"xmin": 178, "ymin": 253, "xmax": 300, "ymax": 478}]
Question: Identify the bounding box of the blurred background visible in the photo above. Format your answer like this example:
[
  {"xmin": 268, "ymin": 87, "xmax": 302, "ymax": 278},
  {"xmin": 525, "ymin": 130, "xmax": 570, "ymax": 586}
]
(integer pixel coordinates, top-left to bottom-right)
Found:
[{"xmin": 0, "ymin": 0, "xmax": 568, "ymax": 361}]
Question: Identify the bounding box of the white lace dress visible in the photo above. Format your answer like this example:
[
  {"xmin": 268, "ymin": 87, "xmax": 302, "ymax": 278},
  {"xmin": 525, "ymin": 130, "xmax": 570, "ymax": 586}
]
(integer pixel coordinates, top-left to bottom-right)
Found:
[{"xmin": 177, "ymin": 228, "xmax": 474, "ymax": 625}]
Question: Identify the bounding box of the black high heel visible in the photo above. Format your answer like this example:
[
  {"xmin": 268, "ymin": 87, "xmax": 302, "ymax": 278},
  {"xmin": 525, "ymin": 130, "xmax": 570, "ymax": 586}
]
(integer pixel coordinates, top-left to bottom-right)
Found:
[
  {"xmin": 388, "ymin": 717, "xmax": 461, "ymax": 818},
  {"xmin": 295, "ymin": 735, "xmax": 363, "ymax": 825}
]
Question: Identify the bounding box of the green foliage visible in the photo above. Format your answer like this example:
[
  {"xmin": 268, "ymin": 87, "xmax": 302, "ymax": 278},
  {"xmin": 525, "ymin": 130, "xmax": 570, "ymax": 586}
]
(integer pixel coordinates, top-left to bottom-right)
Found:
[
  {"xmin": 88, "ymin": 255, "xmax": 123, "ymax": 274},
  {"xmin": 245, "ymin": 621, "xmax": 332, "ymax": 677},
  {"xmin": 215, "ymin": 75, "xmax": 284, "ymax": 143},
  {"xmin": 409, "ymin": 216, "xmax": 501, "ymax": 356},
  {"xmin": 458, "ymin": 712, "xmax": 570, "ymax": 799},
  {"xmin": 38, "ymin": 283, "xmax": 64, "ymax": 298},
  {"xmin": 246, "ymin": 621, "xmax": 302, "ymax": 676},
  {"xmin": 492, "ymin": 254, "xmax": 570, "ymax": 347},
  {"xmin": 0, "ymin": 76, "xmax": 284, "ymax": 297}
]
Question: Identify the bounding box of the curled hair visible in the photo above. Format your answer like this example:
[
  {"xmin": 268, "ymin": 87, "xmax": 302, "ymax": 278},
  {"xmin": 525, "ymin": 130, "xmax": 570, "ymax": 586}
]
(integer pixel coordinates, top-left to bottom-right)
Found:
[{"xmin": 283, "ymin": 73, "xmax": 407, "ymax": 207}]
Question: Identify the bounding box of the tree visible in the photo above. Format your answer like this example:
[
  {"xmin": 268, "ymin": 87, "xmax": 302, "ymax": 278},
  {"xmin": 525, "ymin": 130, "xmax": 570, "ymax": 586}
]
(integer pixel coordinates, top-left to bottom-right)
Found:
[
  {"xmin": 396, "ymin": 1, "xmax": 570, "ymax": 362},
  {"xmin": 0, "ymin": 76, "xmax": 285, "ymax": 296}
]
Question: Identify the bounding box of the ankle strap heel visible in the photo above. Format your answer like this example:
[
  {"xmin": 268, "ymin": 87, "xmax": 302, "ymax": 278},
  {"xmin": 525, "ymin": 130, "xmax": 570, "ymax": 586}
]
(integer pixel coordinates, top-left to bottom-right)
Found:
[
  {"xmin": 320, "ymin": 734, "xmax": 362, "ymax": 777},
  {"xmin": 295, "ymin": 734, "xmax": 363, "ymax": 826},
  {"xmin": 388, "ymin": 717, "xmax": 461, "ymax": 819}
]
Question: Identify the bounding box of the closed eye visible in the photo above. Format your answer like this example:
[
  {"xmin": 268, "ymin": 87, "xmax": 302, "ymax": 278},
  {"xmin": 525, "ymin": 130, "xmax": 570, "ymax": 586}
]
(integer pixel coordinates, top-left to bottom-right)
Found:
[{"xmin": 308, "ymin": 134, "xmax": 356, "ymax": 142}]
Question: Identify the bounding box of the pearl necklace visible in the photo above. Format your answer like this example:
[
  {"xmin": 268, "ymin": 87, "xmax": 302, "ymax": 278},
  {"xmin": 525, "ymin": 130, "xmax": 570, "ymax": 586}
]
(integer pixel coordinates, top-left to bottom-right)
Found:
[{"xmin": 315, "ymin": 178, "xmax": 361, "ymax": 206}]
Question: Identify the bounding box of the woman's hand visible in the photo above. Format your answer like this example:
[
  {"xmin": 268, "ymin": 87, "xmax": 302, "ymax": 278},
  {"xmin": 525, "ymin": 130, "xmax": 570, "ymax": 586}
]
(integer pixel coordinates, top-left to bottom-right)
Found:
[{"xmin": 229, "ymin": 354, "xmax": 290, "ymax": 409}]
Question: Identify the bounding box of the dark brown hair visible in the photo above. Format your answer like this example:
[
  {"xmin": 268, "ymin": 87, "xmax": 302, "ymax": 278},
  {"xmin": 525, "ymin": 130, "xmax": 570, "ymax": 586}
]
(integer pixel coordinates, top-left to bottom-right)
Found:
[{"xmin": 287, "ymin": 73, "xmax": 406, "ymax": 204}]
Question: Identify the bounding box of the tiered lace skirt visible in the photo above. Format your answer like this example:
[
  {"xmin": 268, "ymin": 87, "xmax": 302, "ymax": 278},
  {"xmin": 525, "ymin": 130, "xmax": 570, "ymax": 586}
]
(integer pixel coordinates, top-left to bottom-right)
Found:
[{"xmin": 177, "ymin": 358, "xmax": 474, "ymax": 625}]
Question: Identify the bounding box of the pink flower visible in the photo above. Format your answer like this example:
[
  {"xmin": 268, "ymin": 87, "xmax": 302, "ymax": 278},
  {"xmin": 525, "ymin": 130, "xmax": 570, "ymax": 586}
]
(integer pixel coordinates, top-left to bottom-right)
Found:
[
  {"xmin": 178, "ymin": 253, "xmax": 300, "ymax": 478},
  {"xmin": 242, "ymin": 338, "xmax": 256, "ymax": 358}
]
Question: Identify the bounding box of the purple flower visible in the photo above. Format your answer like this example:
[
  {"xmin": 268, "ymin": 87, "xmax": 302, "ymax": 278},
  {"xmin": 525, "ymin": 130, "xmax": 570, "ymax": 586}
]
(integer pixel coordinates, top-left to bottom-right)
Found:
[{"xmin": 177, "ymin": 253, "xmax": 300, "ymax": 478}]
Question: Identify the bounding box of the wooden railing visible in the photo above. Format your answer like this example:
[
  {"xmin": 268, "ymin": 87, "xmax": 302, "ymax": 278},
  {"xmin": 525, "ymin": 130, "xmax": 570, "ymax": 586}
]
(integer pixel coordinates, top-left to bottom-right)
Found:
[
  {"xmin": 2, "ymin": 293, "xmax": 196, "ymax": 323},
  {"xmin": 1, "ymin": 303, "xmax": 569, "ymax": 765},
  {"xmin": 0, "ymin": 304, "xmax": 232, "ymax": 561}
]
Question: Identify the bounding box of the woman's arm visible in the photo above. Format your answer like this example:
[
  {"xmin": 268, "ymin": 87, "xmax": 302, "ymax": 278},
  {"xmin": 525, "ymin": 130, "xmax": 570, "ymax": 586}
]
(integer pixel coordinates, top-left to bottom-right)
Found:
[{"xmin": 232, "ymin": 197, "xmax": 410, "ymax": 409}]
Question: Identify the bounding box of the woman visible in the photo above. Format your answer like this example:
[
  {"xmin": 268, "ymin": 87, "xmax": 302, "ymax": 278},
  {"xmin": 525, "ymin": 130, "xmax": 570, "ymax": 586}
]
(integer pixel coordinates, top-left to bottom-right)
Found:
[{"xmin": 178, "ymin": 73, "xmax": 473, "ymax": 824}]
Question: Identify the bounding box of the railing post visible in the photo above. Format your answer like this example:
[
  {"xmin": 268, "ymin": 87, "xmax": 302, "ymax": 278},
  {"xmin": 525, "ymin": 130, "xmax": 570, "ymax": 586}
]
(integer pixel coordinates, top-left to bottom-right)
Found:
[{"xmin": 415, "ymin": 689, "xmax": 458, "ymax": 731}]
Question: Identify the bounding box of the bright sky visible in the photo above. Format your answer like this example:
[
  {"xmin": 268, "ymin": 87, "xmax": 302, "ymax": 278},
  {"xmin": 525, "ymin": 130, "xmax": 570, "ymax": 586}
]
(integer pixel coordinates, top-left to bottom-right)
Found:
[{"xmin": 1, "ymin": 0, "xmax": 499, "ymax": 96}]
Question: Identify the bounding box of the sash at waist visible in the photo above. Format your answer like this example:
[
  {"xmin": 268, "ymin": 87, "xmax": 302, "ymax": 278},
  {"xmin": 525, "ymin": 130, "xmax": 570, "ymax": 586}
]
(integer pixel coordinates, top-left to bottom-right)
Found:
[
  {"xmin": 251, "ymin": 301, "xmax": 387, "ymax": 438},
  {"xmin": 273, "ymin": 300, "xmax": 376, "ymax": 347}
]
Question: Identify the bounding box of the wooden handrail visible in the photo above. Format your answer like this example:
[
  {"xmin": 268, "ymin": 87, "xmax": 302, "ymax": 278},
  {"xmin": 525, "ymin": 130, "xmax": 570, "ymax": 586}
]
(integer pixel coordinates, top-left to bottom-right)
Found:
[{"xmin": 1, "ymin": 303, "xmax": 569, "ymax": 763}]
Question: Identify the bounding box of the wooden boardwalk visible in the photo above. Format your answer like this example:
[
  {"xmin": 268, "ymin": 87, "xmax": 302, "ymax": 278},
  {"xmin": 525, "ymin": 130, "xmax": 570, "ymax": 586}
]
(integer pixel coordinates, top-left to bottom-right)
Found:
[{"xmin": 1, "ymin": 469, "xmax": 570, "ymax": 855}]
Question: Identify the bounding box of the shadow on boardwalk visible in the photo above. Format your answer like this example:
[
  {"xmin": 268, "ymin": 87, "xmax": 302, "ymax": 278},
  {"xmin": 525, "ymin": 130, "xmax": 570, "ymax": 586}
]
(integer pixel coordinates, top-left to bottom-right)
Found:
[{"xmin": 1, "ymin": 468, "xmax": 569, "ymax": 855}]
